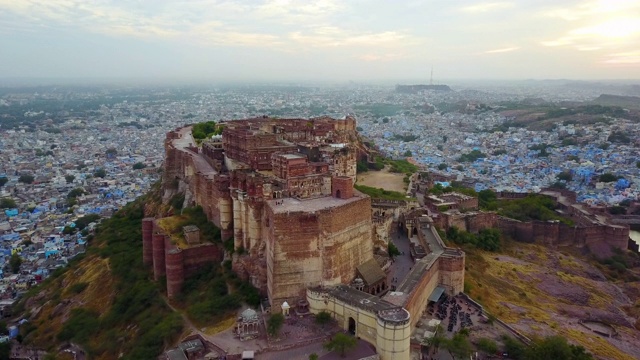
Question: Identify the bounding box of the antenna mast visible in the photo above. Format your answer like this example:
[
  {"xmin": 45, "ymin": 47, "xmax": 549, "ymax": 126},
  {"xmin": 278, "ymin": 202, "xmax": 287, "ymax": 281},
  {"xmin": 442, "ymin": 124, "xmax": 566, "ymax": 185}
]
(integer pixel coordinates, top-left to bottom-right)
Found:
[{"xmin": 430, "ymin": 66, "xmax": 433, "ymax": 85}]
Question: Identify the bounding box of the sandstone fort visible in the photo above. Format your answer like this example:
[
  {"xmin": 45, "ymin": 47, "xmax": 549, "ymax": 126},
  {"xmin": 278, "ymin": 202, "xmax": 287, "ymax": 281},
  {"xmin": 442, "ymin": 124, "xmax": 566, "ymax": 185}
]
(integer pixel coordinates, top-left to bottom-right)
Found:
[{"xmin": 142, "ymin": 116, "xmax": 465, "ymax": 359}]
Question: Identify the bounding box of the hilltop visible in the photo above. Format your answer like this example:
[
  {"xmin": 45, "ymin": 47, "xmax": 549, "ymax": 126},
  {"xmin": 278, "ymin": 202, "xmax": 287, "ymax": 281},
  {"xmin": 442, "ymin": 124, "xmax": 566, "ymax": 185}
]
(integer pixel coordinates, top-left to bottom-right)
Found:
[{"xmin": 592, "ymin": 94, "xmax": 640, "ymax": 110}]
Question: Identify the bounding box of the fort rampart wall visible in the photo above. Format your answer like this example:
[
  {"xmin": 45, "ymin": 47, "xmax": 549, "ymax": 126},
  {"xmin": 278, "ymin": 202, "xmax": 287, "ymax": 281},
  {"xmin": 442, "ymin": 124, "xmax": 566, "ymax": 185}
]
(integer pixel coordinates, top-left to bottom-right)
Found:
[{"xmin": 145, "ymin": 219, "xmax": 223, "ymax": 298}]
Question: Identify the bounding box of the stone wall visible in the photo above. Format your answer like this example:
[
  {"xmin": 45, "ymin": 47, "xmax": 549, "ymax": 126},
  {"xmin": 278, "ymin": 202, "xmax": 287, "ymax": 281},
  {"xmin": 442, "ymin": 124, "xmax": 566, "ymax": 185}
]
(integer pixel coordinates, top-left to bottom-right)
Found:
[
  {"xmin": 306, "ymin": 288, "xmax": 411, "ymax": 360},
  {"xmin": 146, "ymin": 219, "xmax": 223, "ymax": 298},
  {"xmin": 265, "ymin": 196, "xmax": 373, "ymax": 305},
  {"xmin": 439, "ymin": 249, "xmax": 465, "ymax": 295},
  {"xmin": 142, "ymin": 218, "xmax": 154, "ymax": 266},
  {"xmin": 399, "ymin": 260, "xmax": 441, "ymax": 330},
  {"xmin": 497, "ymin": 217, "xmax": 628, "ymax": 258}
]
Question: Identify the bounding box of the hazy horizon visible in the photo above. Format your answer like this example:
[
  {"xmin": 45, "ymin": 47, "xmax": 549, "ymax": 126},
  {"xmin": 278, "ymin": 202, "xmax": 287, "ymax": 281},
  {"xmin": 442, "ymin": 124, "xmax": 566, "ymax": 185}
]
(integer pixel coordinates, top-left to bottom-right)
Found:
[{"xmin": 1, "ymin": 0, "xmax": 639, "ymax": 81}]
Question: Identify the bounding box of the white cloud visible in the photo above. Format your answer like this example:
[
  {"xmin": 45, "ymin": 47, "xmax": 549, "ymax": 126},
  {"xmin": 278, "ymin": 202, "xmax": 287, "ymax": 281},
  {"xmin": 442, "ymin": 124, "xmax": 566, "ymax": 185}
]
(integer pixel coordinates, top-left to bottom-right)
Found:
[
  {"xmin": 288, "ymin": 28, "xmax": 416, "ymax": 49},
  {"xmin": 483, "ymin": 46, "xmax": 519, "ymax": 54},
  {"xmin": 461, "ymin": 2, "xmax": 513, "ymax": 13},
  {"xmin": 603, "ymin": 51, "xmax": 640, "ymax": 65},
  {"xmin": 540, "ymin": 0, "xmax": 640, "ymax": 61}
]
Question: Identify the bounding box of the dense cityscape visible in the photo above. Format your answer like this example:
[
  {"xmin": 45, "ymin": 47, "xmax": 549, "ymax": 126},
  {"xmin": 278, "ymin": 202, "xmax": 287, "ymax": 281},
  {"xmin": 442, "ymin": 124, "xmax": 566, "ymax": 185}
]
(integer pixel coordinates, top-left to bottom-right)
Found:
[{"xmin": 1, "ymin": 81, "xmax": 640, "ymax": 359}]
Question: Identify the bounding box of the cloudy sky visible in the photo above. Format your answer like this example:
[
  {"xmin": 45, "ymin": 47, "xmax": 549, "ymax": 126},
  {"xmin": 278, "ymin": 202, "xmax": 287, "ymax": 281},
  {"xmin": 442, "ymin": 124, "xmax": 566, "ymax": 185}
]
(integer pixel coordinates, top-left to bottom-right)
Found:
[{"xmin": 0, "ymin": 0, "xmax": 638, "ymax": 81}]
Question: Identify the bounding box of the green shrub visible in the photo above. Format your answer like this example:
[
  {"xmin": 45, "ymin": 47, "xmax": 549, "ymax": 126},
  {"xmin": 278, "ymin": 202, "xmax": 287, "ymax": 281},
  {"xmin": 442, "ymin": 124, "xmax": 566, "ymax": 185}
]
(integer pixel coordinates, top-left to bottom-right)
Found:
[
  {"xmin": 69, "ymin": 282, "xmax": 89, "ymax": 294},
  {"xmin": 477, "ymin": 338, "xmax": 498, "ymax": 354}
]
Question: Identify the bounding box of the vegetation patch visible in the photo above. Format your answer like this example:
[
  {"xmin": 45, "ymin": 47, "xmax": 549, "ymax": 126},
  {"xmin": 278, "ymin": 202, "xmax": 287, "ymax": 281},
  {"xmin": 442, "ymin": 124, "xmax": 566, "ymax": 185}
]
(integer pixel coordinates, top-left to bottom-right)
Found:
[
  {"xmin": 192, "ymin": 121, "xmax": 224, "ymax": 140},
  {"xmin": 16, "ymin": 189, "xmax": 185, "ymax": 359},
  {"xmin": 156, "ymin": 206, "xmax": 221, "ymax": 246},
  {"xmin": 174, "ymin": 263, "xmax": 260, "ymax": 328},
  {"xmin": 354, "ymin": 184, "xmax": 408, "ymax": 201}
]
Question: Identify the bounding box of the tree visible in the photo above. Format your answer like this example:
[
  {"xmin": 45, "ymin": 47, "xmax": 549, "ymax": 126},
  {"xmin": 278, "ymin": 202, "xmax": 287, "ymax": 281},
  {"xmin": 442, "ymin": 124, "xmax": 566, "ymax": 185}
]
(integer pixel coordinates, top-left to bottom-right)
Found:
[
  {"xmin": 132, "ymin": 162, "xmax": 146, "ymax": 170},
  {"xmin": 502, "ymin": 335, "xmax": 526, "ymax": 360},
  {"xmin": 388, "ymin": 242, "xmax": 401, "ymax": 258},
  {"xmin": 10, "ymin": 253, "xmax": 22, "ymax": 274},
  {"xmin": 478, "ymin": 189, "xmax": 497, "ymax": 210},
  {"xmin": 267, "ymin": 313, "xmax": 284, "ymax": 337},
  {"xmin": 525, "ymin": 336, "xmax": 573, "ymax": 360},
  {"xmin": 309, "ymin": 354, "xmax": 319, "ymax": 360},
  {"xmin": 324, "ymin": 333, "xmax": 357, "ymax": 357},
  {"xmin": 557, "ymin": 171, "xmax": 572, "ymax": 182},
  {"xmin": 599, "ymin": 173, "xmax": 618, "ymax": 183},
  {"xmin": 18, "ymin": 174, "xmax": 34, "ymax": 184},
  {"xmin": 477, "ymin": 338, "xmax": 498, "ymax": 354},
  {"xmin": 0, "ymin": 198, "xmax": 17, "ymax": 209},
  {"xmin": 609, "ymin": 206, "xmax": 626, "ymax": 215},
  {"xmin": 65, "ymin": 174, "xmax": 75, "ymax": 183},
  {"xmin": 356, "ymin": 160, "xmax": 369, "ymax": 173},
  {"xmin": 477, "ymin": 228, "xmax": 501, "ymax": 251},
  {"xmin": 106, "ymin": 147, "xmax": 118, "ymax": 157},
  {"xmin": 315, "ymin": 311, "xmax": 332, "ymax": 328},
  {"xmin": 0, "ymin": 342, "xmax": 10, "ymax": 360},
  {"xmin": 438, "ymin": 163, "xmax": 448, "ymax": 170},
  {"xmin": 0, "ymin": 177, "xmax": 7, "ymax": 187},
  {"xmin": 94, "ymin": 168, "xmax": 107, "ymax": 178},
  {"xmin": 403, "ymin": 150, "xmax": 412, "ymax": 157},
  {"xmin": 442, "ymin": 331, "xmax": 472, "ymax": 359},
  {"xmin": 424, "ymin": 324, "xmax": 446, "ymax": 352},
  {"xmin": 67, "ymin": 188, "xmax": 85, "ymax": 199}
]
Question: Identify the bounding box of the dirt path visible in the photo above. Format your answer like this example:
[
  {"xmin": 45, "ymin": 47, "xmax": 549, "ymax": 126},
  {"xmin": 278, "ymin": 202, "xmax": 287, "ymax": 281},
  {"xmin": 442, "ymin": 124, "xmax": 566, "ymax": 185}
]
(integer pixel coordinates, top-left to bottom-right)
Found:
[{"xmin": 162, "ymin": 296, "xmax": 230, "ymax": 355}]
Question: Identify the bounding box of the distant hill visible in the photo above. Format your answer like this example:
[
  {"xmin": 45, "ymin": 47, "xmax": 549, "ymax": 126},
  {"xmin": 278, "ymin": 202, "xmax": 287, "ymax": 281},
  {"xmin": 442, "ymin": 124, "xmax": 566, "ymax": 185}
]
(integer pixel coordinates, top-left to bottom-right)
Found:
[
  {"xmin": 592, "ymin": 94, "xmax": 640, "ymax": 110},
  {"xmin": 396, "ymin": 84, "xmax": 452, "ymax": 93}
]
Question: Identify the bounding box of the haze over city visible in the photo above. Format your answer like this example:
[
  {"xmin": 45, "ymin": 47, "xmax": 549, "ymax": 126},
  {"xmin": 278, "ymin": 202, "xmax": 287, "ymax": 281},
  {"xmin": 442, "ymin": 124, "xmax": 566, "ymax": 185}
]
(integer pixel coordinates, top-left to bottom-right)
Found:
[
  {"xmin": 3, "ymin": 1, "xmax": 640, "ymax": 360},
  {"xmin": 1, "ymin": 0, "xmax": 639, "ymax": 81}
]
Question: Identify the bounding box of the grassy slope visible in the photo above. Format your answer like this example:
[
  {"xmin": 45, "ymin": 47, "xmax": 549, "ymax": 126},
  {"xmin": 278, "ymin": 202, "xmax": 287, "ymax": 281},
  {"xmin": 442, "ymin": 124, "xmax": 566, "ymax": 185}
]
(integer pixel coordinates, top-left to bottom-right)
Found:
[
  {"xmin": 18, "ymin": 184, "xmax": 185, "ymax": 359},
  {"xmin": 463, "ymin": 240, "xmax": 640, "ymax": 359},
  {"xmin": 18, "ymin": 182, "xmax": 259, "ymax": 359}
]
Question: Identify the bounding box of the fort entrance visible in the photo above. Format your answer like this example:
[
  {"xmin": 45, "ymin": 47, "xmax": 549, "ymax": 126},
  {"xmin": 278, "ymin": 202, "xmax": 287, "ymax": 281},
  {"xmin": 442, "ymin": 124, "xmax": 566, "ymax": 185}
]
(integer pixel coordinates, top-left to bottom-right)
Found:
[{"xmin": 348, "ymin": 317, "xmax": 356, "ymax": 335}]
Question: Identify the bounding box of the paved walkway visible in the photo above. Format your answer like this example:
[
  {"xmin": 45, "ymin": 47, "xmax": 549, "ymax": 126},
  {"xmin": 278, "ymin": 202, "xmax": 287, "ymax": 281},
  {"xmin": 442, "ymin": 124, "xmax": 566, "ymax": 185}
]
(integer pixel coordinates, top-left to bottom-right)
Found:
[{"xmin": 387, "ymin": 225, "xmax": 415, "ymax": 291}]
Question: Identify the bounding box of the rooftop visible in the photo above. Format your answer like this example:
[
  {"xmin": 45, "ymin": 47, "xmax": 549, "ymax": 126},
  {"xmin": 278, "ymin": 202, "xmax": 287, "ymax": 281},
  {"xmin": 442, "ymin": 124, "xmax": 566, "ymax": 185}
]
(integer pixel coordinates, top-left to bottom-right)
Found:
[
  {"xmin": 326, "ymin": 285, "xmax": 397, "ymax": 313},
  {"xmin": 280, "ymin": 153, "xmax": 306, "ymax": 160},
  {"xmin": 356, "ymin": 258, "xmax": 386, "ymax": 286},
  {"xmin": 268, "ymin": 190, "xmax": 368, "ymax": 214}
]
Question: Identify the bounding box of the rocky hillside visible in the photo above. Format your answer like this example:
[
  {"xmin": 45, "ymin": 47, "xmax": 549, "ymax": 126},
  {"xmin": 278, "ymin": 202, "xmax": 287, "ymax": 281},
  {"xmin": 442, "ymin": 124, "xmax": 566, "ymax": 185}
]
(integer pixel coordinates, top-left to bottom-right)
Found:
[
  {"xmin": 16, "ymin": 180, "xmax": 261, "ymax": 359},
  {"xmin": 464, "ymin": 239, "xmax": 640, "ymax": 359}
]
